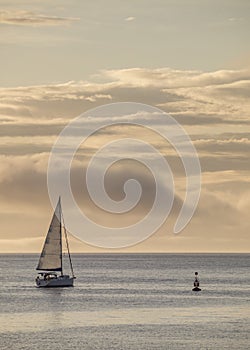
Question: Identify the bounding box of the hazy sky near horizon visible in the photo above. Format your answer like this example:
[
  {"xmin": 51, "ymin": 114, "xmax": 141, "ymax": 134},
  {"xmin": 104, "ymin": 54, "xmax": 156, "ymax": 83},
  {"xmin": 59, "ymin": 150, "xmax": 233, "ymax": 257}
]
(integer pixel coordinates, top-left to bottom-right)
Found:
[{"xmin": 0, "ymin": 0, "xmax": 249, "ymax": 252}]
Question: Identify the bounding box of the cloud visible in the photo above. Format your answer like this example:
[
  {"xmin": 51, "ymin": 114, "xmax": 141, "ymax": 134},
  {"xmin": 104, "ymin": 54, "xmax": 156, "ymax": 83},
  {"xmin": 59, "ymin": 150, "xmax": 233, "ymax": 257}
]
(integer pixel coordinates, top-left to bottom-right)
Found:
[
  {"xmin": 97, "ymin": 68, "xmax": 250, "ymax": 121},
  {"xmin": 0, "ymin": 67, "xmax": 249, "ymax": 251},
  {"xmin": 0, "ymin": 154, "xmax": 249, "ymax": 252},
  {"xmin": 0, "ymin": 68, "xmax": 249, "ymax": 174},
  {"xmin": 125, "ymin": 16, "xmax": 136, "ymax": 22},
  {"xmin": 0, "ymin": 10, "xmax": 80, "ymax": 27},
  {"xmin": 194, "ymin": 137, "xmax": 250, "ymax": 155},
  {"xmin": 1, "ymin": 67, "xmax": 250, "ymax": 127},
  {"xmin": 0, "ymin": 151, "xmax": 183, "ymax": 243},
  {"xmin": 228, "ymin": 17, "xmax": 244, "ymax": 22},
  {"xmin": 99, "ymin": 67, "xmax": 250, "ymax": 88}
]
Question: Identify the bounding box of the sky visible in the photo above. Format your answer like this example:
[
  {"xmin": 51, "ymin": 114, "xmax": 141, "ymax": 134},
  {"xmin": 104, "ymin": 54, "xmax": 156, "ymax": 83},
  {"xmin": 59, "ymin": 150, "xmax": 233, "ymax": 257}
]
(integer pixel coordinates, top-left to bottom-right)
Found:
[{"xmin": 0, "ymin": 0, "xmax": 249, "ymax": 252}]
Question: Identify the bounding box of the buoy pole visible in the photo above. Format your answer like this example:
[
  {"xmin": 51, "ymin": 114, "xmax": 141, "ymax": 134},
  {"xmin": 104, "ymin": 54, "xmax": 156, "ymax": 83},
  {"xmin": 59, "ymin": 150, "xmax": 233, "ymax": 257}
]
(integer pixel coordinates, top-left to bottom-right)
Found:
[{"xmin": 192, "ymin": 271, "xmax": 201, "ymax": 291}]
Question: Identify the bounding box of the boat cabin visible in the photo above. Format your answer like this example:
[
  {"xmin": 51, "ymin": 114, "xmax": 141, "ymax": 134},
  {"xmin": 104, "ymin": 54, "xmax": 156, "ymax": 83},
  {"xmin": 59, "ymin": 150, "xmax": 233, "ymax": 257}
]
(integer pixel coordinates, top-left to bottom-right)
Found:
[{"xmin": 37, "ymin": 272, "xmax": 58, "ymax": 281}]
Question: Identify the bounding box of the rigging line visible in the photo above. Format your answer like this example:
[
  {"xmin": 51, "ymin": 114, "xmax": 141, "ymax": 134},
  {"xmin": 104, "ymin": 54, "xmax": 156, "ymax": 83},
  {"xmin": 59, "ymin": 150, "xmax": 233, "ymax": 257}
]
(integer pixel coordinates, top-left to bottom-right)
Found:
[{"xmin": 61, "ymin": 204, "xmax": 75, "ymax": 279}]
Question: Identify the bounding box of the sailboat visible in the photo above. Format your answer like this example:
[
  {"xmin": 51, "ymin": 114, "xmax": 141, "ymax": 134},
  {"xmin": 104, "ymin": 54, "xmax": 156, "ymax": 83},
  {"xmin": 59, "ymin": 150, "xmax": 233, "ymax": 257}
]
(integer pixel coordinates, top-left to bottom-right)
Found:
[{"xmin": 35, "ymin": 197, "xmax": 75, "ymax": 288}]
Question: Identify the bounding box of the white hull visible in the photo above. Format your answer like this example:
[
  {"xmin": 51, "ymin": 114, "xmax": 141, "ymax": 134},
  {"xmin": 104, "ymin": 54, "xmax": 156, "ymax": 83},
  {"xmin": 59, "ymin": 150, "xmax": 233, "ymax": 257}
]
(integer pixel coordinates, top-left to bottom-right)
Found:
[{"xmin": 36, "ymin": 275, "xmax": 74, "ymax": 288}]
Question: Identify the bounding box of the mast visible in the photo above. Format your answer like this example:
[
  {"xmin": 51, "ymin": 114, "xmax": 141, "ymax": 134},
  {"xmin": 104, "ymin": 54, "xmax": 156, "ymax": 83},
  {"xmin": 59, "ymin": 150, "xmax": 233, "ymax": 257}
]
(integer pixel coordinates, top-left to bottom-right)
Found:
[{"xmin": 58, "ymin": 196, "xmax": 63, "ymax": 276}]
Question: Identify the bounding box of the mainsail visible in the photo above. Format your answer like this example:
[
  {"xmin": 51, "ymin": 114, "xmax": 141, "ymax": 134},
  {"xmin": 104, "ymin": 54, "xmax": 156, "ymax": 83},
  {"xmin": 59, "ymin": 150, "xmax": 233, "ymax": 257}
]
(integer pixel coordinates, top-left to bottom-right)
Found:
[{"xmin": 36, "ymin": 198, "xmax": 62, "ymax": 271}]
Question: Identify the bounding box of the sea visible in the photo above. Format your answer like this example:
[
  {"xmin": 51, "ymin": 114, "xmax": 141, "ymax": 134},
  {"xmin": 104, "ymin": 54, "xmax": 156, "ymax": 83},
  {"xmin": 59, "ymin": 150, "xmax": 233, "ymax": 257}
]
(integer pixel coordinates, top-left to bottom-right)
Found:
[{"xmin": 0, "ymin": 253, "xmax": 249, "ymax": 350}]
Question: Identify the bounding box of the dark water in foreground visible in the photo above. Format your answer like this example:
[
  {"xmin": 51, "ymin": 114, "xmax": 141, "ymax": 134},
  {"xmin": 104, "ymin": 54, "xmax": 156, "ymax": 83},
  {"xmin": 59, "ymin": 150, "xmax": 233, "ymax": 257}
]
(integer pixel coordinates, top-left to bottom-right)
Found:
[{"xmin": 0, "ymin": 254, "xmax": 249, "ymax": 349}]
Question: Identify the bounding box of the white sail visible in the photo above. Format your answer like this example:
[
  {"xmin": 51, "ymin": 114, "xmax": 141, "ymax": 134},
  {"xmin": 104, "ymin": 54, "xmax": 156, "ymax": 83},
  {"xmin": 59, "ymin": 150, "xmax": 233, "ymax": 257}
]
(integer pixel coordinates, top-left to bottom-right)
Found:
[{"xmin": 36, "ymin": 199, "xmax": 62, "ymax": 271}]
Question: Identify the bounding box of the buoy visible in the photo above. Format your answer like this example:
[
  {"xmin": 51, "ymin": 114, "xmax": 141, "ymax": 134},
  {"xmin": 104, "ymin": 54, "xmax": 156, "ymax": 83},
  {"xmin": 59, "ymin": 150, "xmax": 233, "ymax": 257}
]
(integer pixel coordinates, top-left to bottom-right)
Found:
[{"xmin": 192, "ymin": 271, "xmax": 201, "ymax": 291}]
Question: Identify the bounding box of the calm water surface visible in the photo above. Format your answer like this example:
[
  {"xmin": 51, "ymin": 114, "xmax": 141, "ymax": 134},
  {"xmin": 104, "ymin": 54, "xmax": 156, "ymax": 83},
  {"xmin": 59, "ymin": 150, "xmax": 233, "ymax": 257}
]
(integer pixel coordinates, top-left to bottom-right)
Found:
[{"xmin": 0, "ymin": 254, "xmax": 249, "ymax": 349}]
